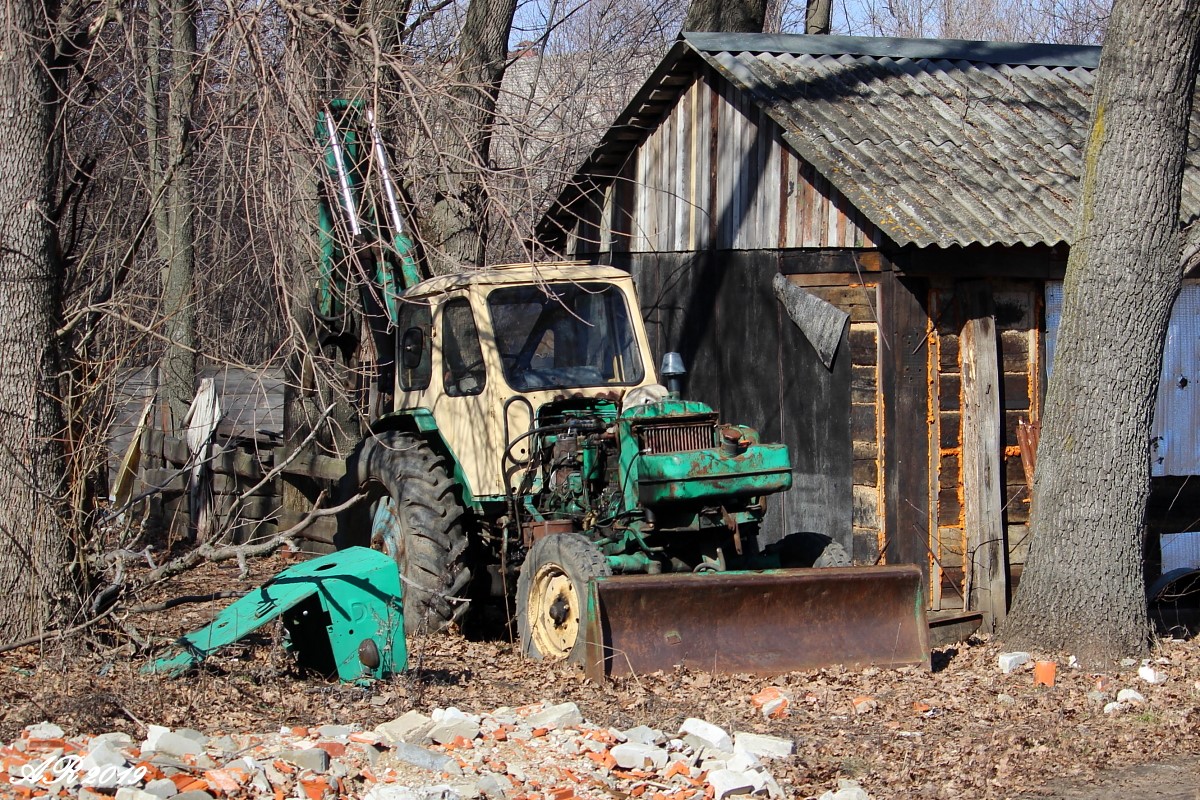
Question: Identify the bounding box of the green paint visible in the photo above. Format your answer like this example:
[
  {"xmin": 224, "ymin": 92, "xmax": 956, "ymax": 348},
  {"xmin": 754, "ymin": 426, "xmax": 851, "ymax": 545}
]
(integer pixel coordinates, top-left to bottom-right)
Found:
[
  {"xmin": 316, "ymin": 99, "xmax": 422, "ymax": 330},
  {"xmin": 614, "ymin": 397, "xmax": 791, "ymax": 508},
  {"xmin": 635, "ymin": 444, "xmax": 792, "ymax": 505},
  {"xmin": 147, "ymin": 548, "xmax": 406, "ymax": 682}
]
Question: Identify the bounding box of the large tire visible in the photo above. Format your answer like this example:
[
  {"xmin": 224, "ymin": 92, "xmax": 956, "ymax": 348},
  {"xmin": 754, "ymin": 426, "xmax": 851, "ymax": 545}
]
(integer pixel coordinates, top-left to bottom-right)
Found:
[
  {"xmin": 338, "ymin": 432, "xmax": 471, "ymax": 635},
  {"xmin": 516, "ymin": 533, "xmax": 611, "ymax": 662}
]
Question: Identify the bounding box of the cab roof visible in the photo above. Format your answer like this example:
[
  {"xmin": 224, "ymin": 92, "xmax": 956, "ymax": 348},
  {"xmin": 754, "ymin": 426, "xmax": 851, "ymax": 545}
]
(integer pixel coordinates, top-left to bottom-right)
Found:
[{"xmin": 404, "ymin": 262, "xmax": 633, "ymax": 300}]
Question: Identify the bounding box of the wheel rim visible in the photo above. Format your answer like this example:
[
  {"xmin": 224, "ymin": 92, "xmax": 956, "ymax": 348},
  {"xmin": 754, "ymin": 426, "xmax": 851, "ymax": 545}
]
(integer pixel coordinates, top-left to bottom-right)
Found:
[
  {"xmin": 528, "ymin": 563, "xmax": 580, "ymax": 659},
  {"xmin": 370, "ymin": 497, "xmax": 404, "ymax": 563}
]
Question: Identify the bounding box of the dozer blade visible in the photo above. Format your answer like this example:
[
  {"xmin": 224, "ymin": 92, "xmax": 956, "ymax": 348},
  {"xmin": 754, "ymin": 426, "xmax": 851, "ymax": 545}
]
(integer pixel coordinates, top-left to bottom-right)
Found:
[{"xmin": 582, "ymin": 565, "xmax": 929, "ymax": 680}]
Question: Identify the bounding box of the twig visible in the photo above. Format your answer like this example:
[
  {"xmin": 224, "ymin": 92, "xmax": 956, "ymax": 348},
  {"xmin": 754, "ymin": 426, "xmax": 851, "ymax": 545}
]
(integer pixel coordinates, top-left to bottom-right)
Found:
[
  {"xmin": 0, "ymin": 606, "xmax": 118, "ymax": 656},
  {"xmin": 130, "ymin": 590, "xmax": 246, "ymax": 614},
  {"xmin": 141, "ymin": 490, "xmax": 364, "ymax": 584}
]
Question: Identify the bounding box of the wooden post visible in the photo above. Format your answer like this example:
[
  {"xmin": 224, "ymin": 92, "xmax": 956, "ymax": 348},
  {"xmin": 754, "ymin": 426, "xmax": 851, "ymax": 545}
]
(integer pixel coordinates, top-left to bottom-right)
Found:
[
  {"xmin": 880, "ymin": 271, "xmax": 931, "ymax": 587},
  {"xmin": 960, "ymin": 281, "xmax": 1008, "ymax": 631}
]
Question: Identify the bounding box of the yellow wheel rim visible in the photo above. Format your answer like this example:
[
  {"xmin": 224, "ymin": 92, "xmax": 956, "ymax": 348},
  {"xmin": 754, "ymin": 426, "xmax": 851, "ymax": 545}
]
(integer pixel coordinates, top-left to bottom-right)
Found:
[{"xmin": 528, "ymin": 563, "xmax": 579, "ymax": 659}]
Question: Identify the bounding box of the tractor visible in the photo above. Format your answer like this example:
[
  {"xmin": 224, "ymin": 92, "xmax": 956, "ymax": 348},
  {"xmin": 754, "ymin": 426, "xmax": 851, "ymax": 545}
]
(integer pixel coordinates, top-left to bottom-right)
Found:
[{"xmin": 318, "ymin": 101, "xmax": 927, "ymax": 676}]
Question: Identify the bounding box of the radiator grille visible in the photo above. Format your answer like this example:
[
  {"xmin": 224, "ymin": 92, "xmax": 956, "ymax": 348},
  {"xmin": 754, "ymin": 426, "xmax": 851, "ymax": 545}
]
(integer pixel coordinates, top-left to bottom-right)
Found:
[{"xmin": 637, "ymin": 421, "xmax": 716, "ymax": 454}]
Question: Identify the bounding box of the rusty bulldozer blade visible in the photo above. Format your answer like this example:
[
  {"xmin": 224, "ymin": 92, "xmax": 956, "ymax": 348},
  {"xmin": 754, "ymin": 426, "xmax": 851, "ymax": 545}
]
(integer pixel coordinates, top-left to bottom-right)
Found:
[{"xmin": 582, "ymin": 565, "xmax": 929, "ymax": 680}]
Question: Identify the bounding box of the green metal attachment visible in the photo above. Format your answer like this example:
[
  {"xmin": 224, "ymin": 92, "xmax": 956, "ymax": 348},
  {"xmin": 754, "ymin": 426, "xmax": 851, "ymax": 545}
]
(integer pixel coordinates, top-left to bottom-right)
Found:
[
  {"xmin": 315, "ymin": 99, "xmax": 422, "ymax": 328},
  {"xmin": 146, "ymin": 547, "xmax": 406, "ymax": 682}
]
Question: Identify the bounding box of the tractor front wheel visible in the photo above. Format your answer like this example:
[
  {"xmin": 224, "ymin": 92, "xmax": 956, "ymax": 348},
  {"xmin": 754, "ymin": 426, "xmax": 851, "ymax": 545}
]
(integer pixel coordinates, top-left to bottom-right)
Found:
[
  {"xmin": 516, "ymin": 533, "xmax": 611, "ymax": 662},
  {"xmin": 338, "ymin": 432, "xmax": 471, "ymax": 635}
]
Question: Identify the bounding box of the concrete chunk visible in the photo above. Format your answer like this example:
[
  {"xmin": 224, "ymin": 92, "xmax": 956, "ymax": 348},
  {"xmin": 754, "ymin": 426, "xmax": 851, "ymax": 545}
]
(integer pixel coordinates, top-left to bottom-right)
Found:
[
  {"xmin": 26, "ymin": 721, "xmax": 66, "ymax": 739},
  {"xmin": 389, "ymin": 742, "xmax": 464, "ymax": 776},
  {"xmin": 278, "ymin": 748, "xmax": 330, "ymax": 773},
  {"xmin": 679, "ymin": 718, "xmax": 732, "ymax": 752},
  {"xmin": 143, "ymin": 778, "xmax": 179, "ymax": 799},
  {"xmin": 998, "ymin": 652, "xmax": 1031, "ymax": 673},
  {"xmin": 149, "ymin": 732, "xmax": 204, "ymax": 758},
  {"xmin": 620, "ymin": 725, "xmax": 665, "ymax": 746},
  {"xmin": 1117, "ymin": 688, "xmax": 1146, "ymax": 705},
  {"xmin": 429, "ymin": 717, "xmax": 481, "ymax": 745},
  {"xmin": 525, "ymin": 702, "xmax": 584, "ymax": 731},
  {"xmin": 1138, "ymin": 666, "xmax": 1168, "ymax": 684},
  {"xmin": 91, "ymin": 732, "xmax": 135, "ymax": 750},
  {"xmin": 611, "ymin": 742, "xmax": 669, "ymax": 770},
  {"xmin": 818, "ymin": 778, "xmax": 870, "ymax": 800},
  {"xmin": 116, "ymin": 789, "xmax": 162, "ymax": 800},
  {"xmin": 317, "ymin": 724, "xmax": 356, "ymax": 738},
  {"xmin": 377, "ymin": 711, "xmax": 435, "ymax": 744},
  {"xmin": 733, "ymin": 732, "xmax": 794, "ymax": 759},
  {"xmin": 707, "ymin": 768, "xmax": 755, "ymax": 799}
]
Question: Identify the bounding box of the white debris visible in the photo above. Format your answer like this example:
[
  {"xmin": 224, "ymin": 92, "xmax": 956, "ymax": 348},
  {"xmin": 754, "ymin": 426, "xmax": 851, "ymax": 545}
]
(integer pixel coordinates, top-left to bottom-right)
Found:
[
  {"xmin": 679, "ymin": 718, "xmax": 733, "ymax": 752},
  {"xmin": 1138, "ymin": 665, "xmax": 1168, "ymax": 684},
  {"xmin": 1117, "ymin": 688, "xmax": 1146, "ymax": 705},
  {"xmin": 998, "ymin": 652, "xmax": 1031, "ymax": 673}
]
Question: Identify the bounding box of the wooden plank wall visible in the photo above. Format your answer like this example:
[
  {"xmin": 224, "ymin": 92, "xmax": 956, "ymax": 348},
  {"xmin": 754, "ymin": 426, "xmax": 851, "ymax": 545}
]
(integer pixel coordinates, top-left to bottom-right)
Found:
[
  {"xmin": 110, "ymin": 365, "xmax": 285, "ymax": 481},
  {"xmin": 881, "ymin": 273, "xmax": 932, "ymax": 588},
  {"xmin": 928, "ymin": 281, "xmax": 1040, "ymax": 610},
  {"xmin": 621, "ymin": 250, "xmax": 854, "ymax": 553},
  {"xmin": 784, "ymin": 272, "xmax": 883, "ymax": 563},
  {"xmin": 577, "ymin": 70, "xmax": 883, "ymax": 256}
]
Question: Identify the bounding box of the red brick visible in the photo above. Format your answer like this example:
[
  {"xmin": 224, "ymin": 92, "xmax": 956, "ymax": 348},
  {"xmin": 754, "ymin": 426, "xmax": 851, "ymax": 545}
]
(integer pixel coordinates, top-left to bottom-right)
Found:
[{"xmin": 315, "ymin": 741, "xmax": 347, "ymax": 758}]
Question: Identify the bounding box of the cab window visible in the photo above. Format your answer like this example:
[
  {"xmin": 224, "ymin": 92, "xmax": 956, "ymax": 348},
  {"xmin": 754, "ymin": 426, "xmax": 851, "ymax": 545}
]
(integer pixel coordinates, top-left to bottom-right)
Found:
[
  {"xmin": 396, "ymin": 300, "xmax": 432, "ymax": 392},
  {"xmin": 442, "ymin": 298, "xmax": 486, "ymax": 397}
]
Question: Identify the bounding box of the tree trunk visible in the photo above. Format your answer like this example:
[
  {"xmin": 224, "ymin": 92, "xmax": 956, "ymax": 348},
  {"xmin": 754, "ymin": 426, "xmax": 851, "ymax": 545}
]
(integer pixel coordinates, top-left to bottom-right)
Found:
[
  {"xmin": 683, "ymin": 0, "xmax": 769, "ymax": 32},
  {"xmin": 423, "ymin": 0, "xmax": 517, "ymax": 274},
  {"xmin": 1004, "ymin": 0, "xmax": 1200, "ymax": 665},
  {"xmin": 159, "ymin": 0, "xmax": 198, "ymax": 432},
  {"xmin": 805, "ymin": 0, "xmax": 832, "ymax": 34},
  {"xmin": 0, "ymin": 0, "xmax": 79, "ymax": 640}
]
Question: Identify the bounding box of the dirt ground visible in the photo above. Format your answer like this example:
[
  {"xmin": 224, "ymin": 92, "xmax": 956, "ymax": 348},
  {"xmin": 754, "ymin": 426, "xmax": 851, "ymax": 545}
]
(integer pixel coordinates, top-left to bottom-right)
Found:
[{"xmin": 2, "ymin": 554, "xmax": 1199, "ymax": 799}]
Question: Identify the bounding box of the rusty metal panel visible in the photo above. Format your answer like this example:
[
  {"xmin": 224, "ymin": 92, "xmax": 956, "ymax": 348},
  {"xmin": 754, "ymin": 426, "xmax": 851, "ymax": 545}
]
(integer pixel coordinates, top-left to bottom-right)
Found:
[
  {"xmin": 582, "ymin": 566, "xmax": 929, "ymax": 679},
  {"xmin": 1047, "ymin": 282, "xmax": 1200, "ymax": 476}
]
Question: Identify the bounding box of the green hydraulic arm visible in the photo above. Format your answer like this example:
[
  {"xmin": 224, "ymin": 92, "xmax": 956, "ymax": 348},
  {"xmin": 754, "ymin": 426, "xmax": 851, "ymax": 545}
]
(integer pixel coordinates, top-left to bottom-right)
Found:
[{"xmin": 315, "ymin": 99, "xmax": 422, "ymax": 331}]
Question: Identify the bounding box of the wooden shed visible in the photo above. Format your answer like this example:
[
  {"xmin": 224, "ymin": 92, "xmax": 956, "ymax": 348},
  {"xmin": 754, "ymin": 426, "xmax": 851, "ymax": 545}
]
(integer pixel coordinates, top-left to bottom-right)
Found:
[{"xmin": 538, "ymin": 33, "xmax": 1200, "ymax": 620}]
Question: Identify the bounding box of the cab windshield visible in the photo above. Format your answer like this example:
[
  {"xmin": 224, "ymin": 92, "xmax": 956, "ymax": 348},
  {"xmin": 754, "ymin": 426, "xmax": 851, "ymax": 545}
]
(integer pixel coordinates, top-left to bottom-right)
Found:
[{"xmin": 487, "ymin": 282, "xmax": 645, "ymax": 390}]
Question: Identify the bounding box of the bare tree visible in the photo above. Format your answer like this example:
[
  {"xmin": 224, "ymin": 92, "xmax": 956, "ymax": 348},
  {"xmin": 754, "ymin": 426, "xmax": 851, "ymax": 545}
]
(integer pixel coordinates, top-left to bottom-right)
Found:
[
  {"xmin": 844, "ymin": 0, "xmax": 1110, "ymax": 43},
  {"xmin": 806, "ymin": 0, "xmax": 832, "ymax": 33},
  {"xmin": 157, "ymin": 0, "xmax": 200, "ymax": 432},
  {"xmin": 0, "ymin": 0, "xmax": 81, "ymax": 639},
  {"xmin": 1004, "ymin": 0, "xmax": 1200, "ymax": 664},
  {"xmin": 683, "ymin": 0, "xmax": 770, "ymax": 31},
  {"xmin": 423, "ymin": 0, "xmax": 520, "ymax": 273}
]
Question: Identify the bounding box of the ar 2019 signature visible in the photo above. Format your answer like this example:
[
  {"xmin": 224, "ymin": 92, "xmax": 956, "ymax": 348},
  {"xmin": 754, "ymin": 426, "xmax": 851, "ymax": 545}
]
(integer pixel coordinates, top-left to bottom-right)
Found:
[{"xmin": 12, "ymin": 755, "xmax": 148, "ymax": 787}]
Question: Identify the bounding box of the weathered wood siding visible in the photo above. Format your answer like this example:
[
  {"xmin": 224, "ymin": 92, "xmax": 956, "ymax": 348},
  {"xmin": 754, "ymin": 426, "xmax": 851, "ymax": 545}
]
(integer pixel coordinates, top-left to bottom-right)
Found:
[
  {"xmin": 927, "ymin": 281, "xmax": 1040, "ymax": 610},
  {"xmin": 783, "ymin": 271, "xmax": 884, "ymax": 563},
  {"xmin": 570, "ymin": 70, "xmax": 883, "ymax": 255},
  {"xmin": 616, "ymin": 250, "xmax": 855, "ymax": 554},
  {"xmin": 110, "ymin": 365, "xmax": 284, "ymax": 480}
]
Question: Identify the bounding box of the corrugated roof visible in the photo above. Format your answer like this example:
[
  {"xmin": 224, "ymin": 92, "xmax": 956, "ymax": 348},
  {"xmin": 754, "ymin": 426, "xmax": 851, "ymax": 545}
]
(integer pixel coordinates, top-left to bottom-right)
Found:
[{"xmin": 538, "ymin": 33, "xmax": 1200, "ymax": 250}]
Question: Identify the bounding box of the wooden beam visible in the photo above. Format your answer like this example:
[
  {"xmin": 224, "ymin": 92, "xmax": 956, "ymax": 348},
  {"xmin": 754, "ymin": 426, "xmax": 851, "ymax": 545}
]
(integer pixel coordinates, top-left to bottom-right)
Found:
[
  {"xmin": 777, "ymin": 249, "xmax": 889, "ymax": 275},
  {"xmin": 880, "ymin": 272, "xmax": 931, "ymax": 587},
  {"xmin": 273, "ymin": 448, "xmax": 346, "ymax": 481},
  {"xmin": 897, "ymin": 244, "xmax": 1069, "ymax": 279},
  {"xmin": 959, "ymin": 281, "xmax": 1009, "ymax": 632}
]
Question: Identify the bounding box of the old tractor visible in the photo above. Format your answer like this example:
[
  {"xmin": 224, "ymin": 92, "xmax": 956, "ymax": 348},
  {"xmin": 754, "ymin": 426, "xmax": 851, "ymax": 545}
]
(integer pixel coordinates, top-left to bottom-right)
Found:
[{"xmin": 318, "ymin": 101, "xmax": 928, "ymax": 676}]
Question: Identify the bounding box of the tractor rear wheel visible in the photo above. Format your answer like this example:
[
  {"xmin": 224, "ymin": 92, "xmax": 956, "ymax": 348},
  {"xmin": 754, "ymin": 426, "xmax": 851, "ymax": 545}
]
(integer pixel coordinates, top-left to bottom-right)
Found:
[
  {"xmin": 338, "ymin": 432, "xmax": 471, "ymax": 634},
  {"xmin": 516, "ymin": 533, "xmax": 611, "ymax": 662}
]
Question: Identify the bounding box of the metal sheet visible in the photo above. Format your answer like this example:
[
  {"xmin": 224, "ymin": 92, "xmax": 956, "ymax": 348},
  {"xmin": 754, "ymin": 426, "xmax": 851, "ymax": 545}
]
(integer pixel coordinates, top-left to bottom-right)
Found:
[
  {"xmin": 1047, "ymin": 281, "xmax": 1200, "ymax": 476},
  {"xmin": 541, "ymin": 34, "xmax": 1200, "ymax": 253},
  {"xmin": 582, "ymin": 565, "xmax": 928, "ymax": 679},
  {"xmin": 1154, "ymin": 285, "xmax": 1200, "ymax": 475}
]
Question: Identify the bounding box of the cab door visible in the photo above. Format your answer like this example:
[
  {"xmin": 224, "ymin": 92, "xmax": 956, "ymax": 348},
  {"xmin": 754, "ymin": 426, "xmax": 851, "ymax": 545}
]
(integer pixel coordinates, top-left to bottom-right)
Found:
[{"xmin": 430, "ymin": 295, "xmax": 505, "ymax": 498}]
